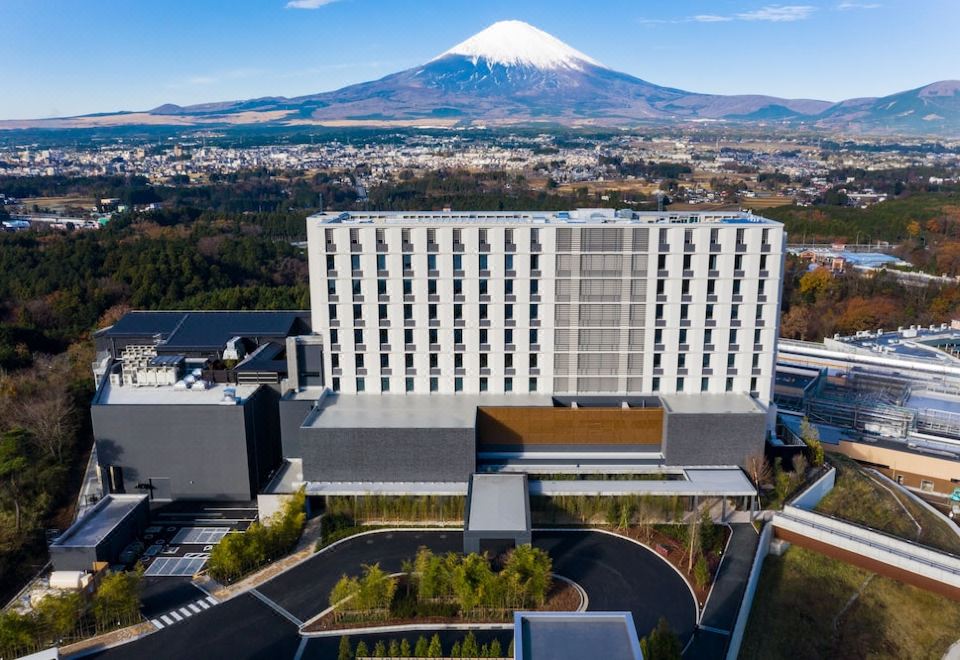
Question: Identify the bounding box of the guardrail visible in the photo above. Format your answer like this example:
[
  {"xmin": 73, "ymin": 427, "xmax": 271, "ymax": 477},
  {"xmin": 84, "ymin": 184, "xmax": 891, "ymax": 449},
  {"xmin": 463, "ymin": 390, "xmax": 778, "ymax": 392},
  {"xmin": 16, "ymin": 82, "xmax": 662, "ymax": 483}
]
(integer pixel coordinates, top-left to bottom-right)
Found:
[{"xmin": 724, "ymin": 523, "xmax": 773, "ymax": 660}]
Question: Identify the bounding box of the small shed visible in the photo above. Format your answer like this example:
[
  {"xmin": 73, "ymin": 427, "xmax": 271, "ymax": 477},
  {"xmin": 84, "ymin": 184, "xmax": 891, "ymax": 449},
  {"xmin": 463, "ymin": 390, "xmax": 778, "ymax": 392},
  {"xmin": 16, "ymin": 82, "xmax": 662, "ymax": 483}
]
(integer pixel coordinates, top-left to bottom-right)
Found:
[
  {"xmin": 48, "ymin": 494, "xmax": 149, "ymax": 572},
  {"xmin": 463, "ymin": 473, "xmax": 531, "ymax": 556},
  {"xmin": 514, "ymin": 612, "xmax": 644, "ymax": 660}
]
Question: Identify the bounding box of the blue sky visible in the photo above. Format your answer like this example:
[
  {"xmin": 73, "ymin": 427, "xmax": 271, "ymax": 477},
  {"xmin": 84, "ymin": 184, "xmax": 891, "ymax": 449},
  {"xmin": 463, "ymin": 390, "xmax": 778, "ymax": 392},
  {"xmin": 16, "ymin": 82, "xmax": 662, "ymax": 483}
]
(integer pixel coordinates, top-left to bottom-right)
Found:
[{"xmin": 2, "ymin": 0, "xmax": 957, "ymax": 119}]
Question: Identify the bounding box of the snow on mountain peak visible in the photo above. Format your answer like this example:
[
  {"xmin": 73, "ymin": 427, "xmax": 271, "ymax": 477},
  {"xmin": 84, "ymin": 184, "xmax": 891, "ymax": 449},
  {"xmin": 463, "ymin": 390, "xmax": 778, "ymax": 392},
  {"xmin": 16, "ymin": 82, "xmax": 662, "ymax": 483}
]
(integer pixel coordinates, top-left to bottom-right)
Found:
[{"xmin": 436, "ymin": 20, "xmax": 604, "ymax": 71}]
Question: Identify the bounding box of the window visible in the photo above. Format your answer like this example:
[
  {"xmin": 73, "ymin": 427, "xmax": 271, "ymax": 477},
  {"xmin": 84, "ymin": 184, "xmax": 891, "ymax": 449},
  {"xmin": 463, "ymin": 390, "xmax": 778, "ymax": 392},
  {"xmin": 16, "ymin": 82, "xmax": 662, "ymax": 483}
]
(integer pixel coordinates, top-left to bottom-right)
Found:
[
  {"xmin": 377, "ymin": 254, "xmax": 386, "ymax": 271},
  {"xmin": 655, "ymin": 304, "xmax": 664, "ymax": 320},
  {"xmin": 750, "ymin": 377, "xmax": 757, "ymax": 392},
  {"xmin": 429, "ymin": 304, "xmax": 438, "ymax": 320},
  {"xmin": 454, "ymin": 279, "xmax": 463, "ymax": 295},
  {"xmin": 734, "ymin": 254, "xmax": 743, "ymax": 271},
  {"xmin": 760, "ymin": 255, "xmax": 768, "ymax": 270},
  {"xmin": 479, "ymin": 304, "xmax": 488, "ymax": 320},
  {"xmin": 530, "ymin": 228, "xmax": 539, "ymax": 245},
  {"xmin": 706, "ymin": 304, "xmax": 714, "ymax": 320},
  {"xmin": 530, "ymin": 279, "xmax": 539, "ymax": 295},
  {"xmin": 380, "ymin": 353, "xmax": 389, "ymax": 368},
  {"xmin": 454, "ymin": 329, "xmax": 463, "ymax": 344},
  {"xmin": 479, "ymin": 279, "xmax": 488, "ymax": 295},
  {"xmin": 654, "ymin": 329, "xmax": 663, "ymax": 345},
  {"xmin": 429, "ymin": 328, "xmax": 438, "ymax": 344},
  {"xmin": 381, "ymin": 377, "xmax": 390, "ymax": 392},
  {"xmin": 430, "ymin": 377, "xmax": 438, "ymax": 392},
  {"xmin": 326, "ymin": 254, "xmax": 335, "ymax": 271},
  {"xmin": 708, "ymin": 254, "xmax": 718, "ymax": 271},
  {"xmin": 479, "ymin": 254, "xmax": 488, "ymax": 270},
  {"xmin": 405, "ymin": 354, "xmax": 414, "ymax": 368},
  {"xmin": 678, "ymin": 354, "xmax": 686, "ymax": 368},
  {"xmin": 402, "ymin": 254, "xmax": 412, "ymax": 271},
  {"xmin": 404, "ymin": 329, "xmax": 413, "ymax": 344},
  {"xmin": 755, "ymin": 306, "xmax": 763, "ymax": 320},
  {"xmin": 479, "ymin": 377, "xmax": 488, "ymax": 392},
  {"xmin": 652, "ymin": 377, "xmax": 660, "ymax": 392},
  {"xmin": 679, "ymin": 329, "xmax": 687, "ymax": 344},
  {"xmin": 702, "ymin": 354, "xmax": 711, "ymax": 368},
  {"xmin": 729, "ymin": 329, "xmax": 738, "ymax": 344},
  {"xmin": 657, "ymin": 279, "xmax": 665, "ymax": 295},
  {"xmin": 761, "ymin": 228, "xmax": 770, "ymax": 245},
  {"xmin": 378, "ymin": 304, "xmax": 387, "ymax": 320},
  {"xmin": 676, "ymin": 377, "xmax": 684, "ymax": 392},
  {"xmin": 505, "ymin": 254, "xmax": 514, "ymax": 270},
  {"xmin": 921, "ymin": 480, "xmax": 934, "ymax": 492},
  {"xmin": 505, "ymin": 329, "xmax": 514, "ymax": 345},
  {"xmin": 331, "ymin": 329, "xmax": 339, "ymax": 345},
  {"xmin": 736, "ymin": 228, "xmax": 745, "ymax": 244},
  {"xmin": 682, "ymin": 254, "xmax": 692, "ymax": 270},
  {"xmin": 428, "ymin": 279, "xmax": 437, "ymax": 295},
  {"xmin": 479, "ymin": 353, "xmax": 488, "ymax": 369},
  {"xmin": 529, "ymin": 329, "xmax": 538, "ymax": 345},
  {"xmin": 681, "ymin": 280, "xmax": 690, "ymax": 296},
  {"xmin": 726, "ymin": 377, "xmax": 734, "ymax": 392},
  {"xmin": 710, "ymin": 227, "xmax": 719, "ymax": 243},
  {"xmin": 731, "ymin": 305, "xmax": 739, "ymax": 320},
  {"xmin": 529, "ymin": 353, "xmax": 538, "ymax": 369},
  {"xmin": 529, "ymin": 377, "xmax": 538, "ymax": 392},
  {"xmin": 403, "ymin": 279, "xmax": 412, "ymax": 296},
  {"xmin": 328, "ymin": 304, "xmax": 337, "ymax": 320},
  {"xmin": 754, "ymin": 329, "xmax": 761, "ymax": 344},
  {"xmin": 758, "ymin": 280, "xmax": 766, "ymax": 295},
  {"xmin": 704, "ymin": 329, "xmax": 712, "ymax": 345},
  {"xmin": 707, "ymin": 280, "xmax": 715, "ymax": 295},
  {"xmin": 355, "ymin": 354, "xmax": 364, "ymax": 369},
  {"xmin": 353, "ymin": 304, "xmax": 363, "ymax": 321},
  {"xmin": 351, "ymin": 254, "xmax": 361, "ymax": 271},
  {"xmin": 658, "ymin": 227, "xmax": 668, "ymax": 244},
  {"xmin": 531, "ymin": 254, "xmax": 540, "ymax": 270},
  {"xmin": 354, "ymin": 328, "xmax": 363, "ymax": 344},
  {"xmin": 727, "ymin": 354, "xmax": 736, "ymax": 368},
  {"xmin": 332, "ymin": 377, "xmax": 340, "ymax": 392},
  {"xmin": 733, "ymin": 280, "xmax": 741, "ymax": 295},
  {"xmin": 530, "ymin": 304, "xmax": 539, "ymax": 320},
  {"xmin": 327, "ymin": 280, "xmax": 336, "ymax": 295},
  {"xmin": 504, "ymin": 377, "xmax": 513, "ymax": 392},
  {"xmin": 479, "ymin": 228, "xmax": 488, "ymax": 245},
  {"xmin": 429, "ymin": 353, "xmax": 438, "ymax": 369},
  {"xmin": 427, "ymin": 254, "xmax": 436, "ymax": 271},
  {"xmin": 701, "ymin": 377, "xmax": 709, "ymax": 392},
  {"xmin": 680, "ymin": 304, "xmax": 689, "ymax": 321},
  {"xmin": 657, "ymin": 254, "xmax": 667, "ymax": 270},
  {"xmin": 378, "ymin": 279, "xmax": 387, "ymax": 296},
  {"xmin": 453, "ymin": 254, "xmax": 462, "ymax": 271},
  {"xmin": 455, "ymin": 377, "xmax": 463, "ymax": 392},
  {"xmin": 405, "ymin": 377, "xmax": 414, "ymax": 393},
  {"xmin": 378, "ymin": 329, "xmax": 386, "ymax": 345},
  {"xmin": 480, "ymin": 329, "xmax": 488, "ymax": 345},
  {"xmin": 356, "ymin": 377, "xmax": 365, "ymax": 392},
  {"xmin": 455, "ymin": 304, "xmax": 465, "ymax": 321},
  {"xmin": 504, "ymin": 304, "xmax": 512, "ymax": 320},
  {"xmin": 752, "ymin": 354, "xmax": 760, "ymax": 369},
  {"xmin": 455, "ymin": 353, "xmax": 464, "ymax": 369},
  {"xmin": 504, "ymin": 279, "xmax": 514, "ymax": 295},
  {"xmin": 331, "ymin": 353, "xmax": 339, "ymax": 369},
  {"xmin": 404, "ymin": 304, "xmax": 413, "ymax": 321},
  {"xmin": 684, "ymin": 228, "xmax": 693, "ymax": 245},
  {"xmin": 653, "ymin": 353, "xmax": 662, "ymax": 368},
  {"xmin": 504, "ymin": 354, "xmax": 513, "ymax": 368}
]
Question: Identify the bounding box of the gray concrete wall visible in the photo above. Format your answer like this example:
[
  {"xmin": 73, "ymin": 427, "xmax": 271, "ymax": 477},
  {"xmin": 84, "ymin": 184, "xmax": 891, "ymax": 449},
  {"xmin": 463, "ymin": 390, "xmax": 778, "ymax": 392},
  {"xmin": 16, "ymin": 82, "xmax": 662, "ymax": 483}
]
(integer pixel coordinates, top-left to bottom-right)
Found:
[
  {"xmin": 279, "ymin": 398, "xmax": 315, "ymax": 458},
  {"xmin": 93, "ymin": 395, "xmax": 279, "ymax": 501},
  {"xmin": 663, "ymin": 411, "xmax": 766, "ymax": 467},
  {"xmin": 300, "ymin": 427, "xmax": 475, "ymax": 482},
  {"xmin": 50, "ymin": 498, "xmax": 149, "ymax": 571}
]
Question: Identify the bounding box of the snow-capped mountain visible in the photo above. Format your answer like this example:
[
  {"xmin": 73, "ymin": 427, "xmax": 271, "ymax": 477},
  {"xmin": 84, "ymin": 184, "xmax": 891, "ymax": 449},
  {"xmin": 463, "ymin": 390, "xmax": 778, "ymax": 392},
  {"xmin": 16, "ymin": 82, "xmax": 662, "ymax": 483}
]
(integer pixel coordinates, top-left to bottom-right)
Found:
[{"xmin": 3, "ymin": 20, "xmax": 958, "ymax": 135}]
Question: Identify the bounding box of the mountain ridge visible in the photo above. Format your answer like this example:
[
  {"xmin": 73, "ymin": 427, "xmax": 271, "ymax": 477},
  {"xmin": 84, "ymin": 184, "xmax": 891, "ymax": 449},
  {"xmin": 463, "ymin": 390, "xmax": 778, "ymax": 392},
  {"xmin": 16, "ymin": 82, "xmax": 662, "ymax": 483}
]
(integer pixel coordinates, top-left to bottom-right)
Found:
[{"xmin": 3, "ymin": 20, "xmax": 958, "ymax": 135}]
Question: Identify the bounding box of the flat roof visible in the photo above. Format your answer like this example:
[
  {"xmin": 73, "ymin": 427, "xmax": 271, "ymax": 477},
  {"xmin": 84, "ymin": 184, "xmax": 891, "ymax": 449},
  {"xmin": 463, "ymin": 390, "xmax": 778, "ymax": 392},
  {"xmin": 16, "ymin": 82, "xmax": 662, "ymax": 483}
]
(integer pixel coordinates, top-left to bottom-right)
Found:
[
  {"xmin": 514, "ymin": 612, "xmax": 642, "ymax": 660},
  {"xmin": 98, "ymin": 310, "xmax": 307, "ymax": 351},
  {"xmin": 304, "ymin": 393, "xmax": 555, "ymax": 429},
  {"xmin": 309, "ymin": 208, "xmax": 779, "ymax": 227},
  {"xmin": 304, "ymin": 481, "xmax": 468, "ymax": 496},
  {"xmin": 467, "ymin": 473, "xmax": 530, "ymax": 532},
  {"xmin": 659, "ymin": 392, "xmax": 766, "ymax": 415},
  {"xmin": 51, "ymin": 494, "xmax": 147, "ymax": 548},
  {"xmin": 532, "ymin": 467, "xmax": 756, "ymax": 497},
  {"xmin": 96, "ymin": 380, "xmax": 259, "ymax": 405}
]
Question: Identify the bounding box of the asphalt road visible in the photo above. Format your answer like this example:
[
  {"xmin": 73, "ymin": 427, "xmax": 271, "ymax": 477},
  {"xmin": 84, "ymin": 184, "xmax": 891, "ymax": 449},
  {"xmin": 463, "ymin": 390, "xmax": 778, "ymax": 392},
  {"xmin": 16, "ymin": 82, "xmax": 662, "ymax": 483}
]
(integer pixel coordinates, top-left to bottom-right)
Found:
[{"xmin": 88, "ymin": 529, "xmax": 698, "ymax": 660}]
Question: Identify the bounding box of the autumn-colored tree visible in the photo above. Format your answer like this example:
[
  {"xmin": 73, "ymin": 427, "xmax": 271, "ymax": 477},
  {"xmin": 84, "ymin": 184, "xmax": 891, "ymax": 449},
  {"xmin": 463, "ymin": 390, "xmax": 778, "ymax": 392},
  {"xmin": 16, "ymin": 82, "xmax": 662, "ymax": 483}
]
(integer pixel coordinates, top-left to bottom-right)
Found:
[
  {"xmin": 906, "ymin": 220, "xmax": 922, "ymax": 237},
  {"xmin": 837, "ymin": 296, "xmax": 900, "ymax": 333},
  {"xmin": 798, "ymin": 267, "xmax": 834, "ymax": 302}
]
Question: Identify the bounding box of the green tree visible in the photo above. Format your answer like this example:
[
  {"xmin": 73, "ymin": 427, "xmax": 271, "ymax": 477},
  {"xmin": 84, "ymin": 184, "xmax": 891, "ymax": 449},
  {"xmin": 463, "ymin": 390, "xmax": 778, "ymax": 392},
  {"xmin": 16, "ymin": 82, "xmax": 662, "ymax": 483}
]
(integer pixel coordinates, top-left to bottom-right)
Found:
[
  {"xmin": 800, "ymin": 417, "xmax": 825, "ymax": 467},
  {"xmin": 461, "ymin": 632, "xmax": 479, "ymax": 657},
  {"xmin": 35, "ymin": 591, "xmax": 83, "ymax": 641},
  {"xmin": 0, "ymin": 610, "xmax": 39, "ymax": 658},
  {"xmin": 92, "ymin": 569, "xmax": 143, "ymax": 630},
  {"xmin": 693, "ymin": 555, "xmax": 710, "ymax": 590},
  {"xmin": 355, "ymin": 641, "xmax": 369, "ymax": 658},
  {"xmin": 428, "ymin": 633, "xmax": 443, "ymax": 657},
  {"xmin": 400, "ymin": 638, "xmax": 412, "ymax": 657},
  {"xmin": 640, "ymin": 617, "xmax": 682, "ymax": 660},
  {"xmin": 388, "ymin": 638, "xmax": 400, "ymax": 657},
  {"xmin": 489, "ymin": 639, "xmax": 502, "ymax": 657},
  {"xmin": 339, "ymin": 635, "xmax": 354, "ymax": 660},
  {"xmin": 414, "ymin": 635, "xmax": 429, "ymax": 657},
  {"xmin": 0, "ymin": 429, "xmax": 30, "ymax": 530},
  {"xmin": 450, "ymin": 640, "xmax": 462, "ymax": 657},
  {"xmin": 373, "ymin": 640, "xmax": 387, "ymax": 657}
]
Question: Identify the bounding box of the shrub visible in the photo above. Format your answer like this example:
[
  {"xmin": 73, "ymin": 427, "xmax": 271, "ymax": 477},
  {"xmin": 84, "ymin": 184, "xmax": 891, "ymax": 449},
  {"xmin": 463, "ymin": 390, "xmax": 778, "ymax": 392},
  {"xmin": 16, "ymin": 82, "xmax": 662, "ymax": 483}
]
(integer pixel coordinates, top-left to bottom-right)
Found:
[
  {"xmin": 92, "ymin": 568, "xmax": 143, "ymax": 630},
  {"xmin": 207, "ymin": 488, "xmax": 306, "ymax": 583},
  {"xmin": 694, "ymin": 555, "xmax": 710, "ymax": 590}
]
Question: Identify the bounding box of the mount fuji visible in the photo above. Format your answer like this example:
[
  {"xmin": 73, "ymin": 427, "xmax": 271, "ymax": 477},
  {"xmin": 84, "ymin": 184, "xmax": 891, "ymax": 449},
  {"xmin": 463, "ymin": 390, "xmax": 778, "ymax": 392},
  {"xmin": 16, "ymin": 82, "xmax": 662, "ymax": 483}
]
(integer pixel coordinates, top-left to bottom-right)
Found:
[{"xmin": 4, "ymin": 20, "xmax": 959, "ymax": 135}]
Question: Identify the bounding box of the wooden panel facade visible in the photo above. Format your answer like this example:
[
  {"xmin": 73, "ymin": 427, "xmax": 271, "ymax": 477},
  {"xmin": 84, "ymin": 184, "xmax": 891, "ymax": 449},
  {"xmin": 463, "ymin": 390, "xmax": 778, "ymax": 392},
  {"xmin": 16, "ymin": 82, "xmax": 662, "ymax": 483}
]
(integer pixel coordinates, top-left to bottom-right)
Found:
[{"xmin": 476, "ymin": 406, "xmax": 663, "ymax": 448}]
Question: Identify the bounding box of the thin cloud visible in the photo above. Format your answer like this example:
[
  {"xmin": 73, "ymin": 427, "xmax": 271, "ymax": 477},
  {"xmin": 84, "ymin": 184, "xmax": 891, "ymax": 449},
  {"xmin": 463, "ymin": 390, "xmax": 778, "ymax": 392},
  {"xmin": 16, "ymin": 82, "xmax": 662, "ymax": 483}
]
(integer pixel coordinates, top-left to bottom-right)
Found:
[
  {"xmin": 641, "ymin": 5, "xmax": 815, "ymax": 26},
  {"xmin": 286, "ymin": 0, "xmax": 340, "ymax": 8},
  {"xmin": 837, "ymin": 2, "xmax": 881, "ymax": 9},
  {"xmin": 736, "ymin": 5, "xmax": 816, "ymax": 22}
]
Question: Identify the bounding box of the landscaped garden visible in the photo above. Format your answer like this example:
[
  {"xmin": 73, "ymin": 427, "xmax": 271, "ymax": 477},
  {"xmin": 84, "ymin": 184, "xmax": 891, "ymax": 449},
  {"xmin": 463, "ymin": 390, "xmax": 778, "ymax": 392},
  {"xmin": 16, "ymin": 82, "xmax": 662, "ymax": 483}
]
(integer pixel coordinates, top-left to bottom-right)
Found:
[
  {"xmin": 740, "ymin": 545, "xmax": 960, "ymax": 659},
  {"xmin": 311, "ymin": 545, "xmax": 569, "ymax": 631},
  {"xmin": 814, "ymin": 455, "xmax": 960, "ymax": 555}
]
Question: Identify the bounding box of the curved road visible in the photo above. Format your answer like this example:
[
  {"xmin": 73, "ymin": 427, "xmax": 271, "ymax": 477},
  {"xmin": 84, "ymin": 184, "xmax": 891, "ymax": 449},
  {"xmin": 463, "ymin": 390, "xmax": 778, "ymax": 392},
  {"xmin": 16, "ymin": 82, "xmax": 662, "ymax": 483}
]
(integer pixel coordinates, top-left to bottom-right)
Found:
[{"xmin": 87, "ymin": 529, "xmax": 697, "ymax": 660}]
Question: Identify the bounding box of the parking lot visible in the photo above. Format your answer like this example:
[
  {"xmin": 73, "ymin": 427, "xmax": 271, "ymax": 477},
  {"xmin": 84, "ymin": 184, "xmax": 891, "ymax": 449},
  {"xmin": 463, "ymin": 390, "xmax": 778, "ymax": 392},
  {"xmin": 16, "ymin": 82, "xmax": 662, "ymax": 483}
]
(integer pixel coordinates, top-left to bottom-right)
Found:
[{"xmin": 136, "ymin": 502, "xmax": 258, "ymax": 577}]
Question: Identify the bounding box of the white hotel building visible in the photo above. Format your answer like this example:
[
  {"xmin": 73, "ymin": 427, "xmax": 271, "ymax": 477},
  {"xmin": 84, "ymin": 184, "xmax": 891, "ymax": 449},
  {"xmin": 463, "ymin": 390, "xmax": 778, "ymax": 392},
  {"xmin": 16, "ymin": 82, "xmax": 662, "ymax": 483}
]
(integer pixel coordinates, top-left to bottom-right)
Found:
[{"xmin": 306, "ymin": 208, "xmax": 784, "ymax": 404}]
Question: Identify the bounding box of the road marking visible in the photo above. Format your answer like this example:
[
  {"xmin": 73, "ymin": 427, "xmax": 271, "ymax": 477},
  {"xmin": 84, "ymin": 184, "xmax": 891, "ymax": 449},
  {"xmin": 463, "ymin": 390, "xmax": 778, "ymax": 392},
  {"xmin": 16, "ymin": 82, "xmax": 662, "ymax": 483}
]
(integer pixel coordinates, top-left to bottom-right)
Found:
[
  {"xmin": 293, "ymin": 637, "xmax": 309, "ymax": 660},
  {"xmin": 205, "ymin": 595, "xmax": 218, "ymax": 606},
  {"xmin": 179, "ymin": 607, "xmax": 193, "ymax": 618},
  {"xmin": 189, "ymin": 603, "xmax": 202, "ymax": 613},
  {"xmin": 197, "ymin": 600, "xmax": 210, "ymax": 610},
  {"xmin": 151, "ymin": 619, "xmax": 164, "ymax": 630},
  {"xmin": 249, "ymin": 589, "xmax": 304, "ymax": 627},
  {"xmin": 169, "ymin": 611, "xmax": 183, "ymax": 622},
  {"xmin": 160, "ymin": 615, "xmax": 174, "ymax": 625}
]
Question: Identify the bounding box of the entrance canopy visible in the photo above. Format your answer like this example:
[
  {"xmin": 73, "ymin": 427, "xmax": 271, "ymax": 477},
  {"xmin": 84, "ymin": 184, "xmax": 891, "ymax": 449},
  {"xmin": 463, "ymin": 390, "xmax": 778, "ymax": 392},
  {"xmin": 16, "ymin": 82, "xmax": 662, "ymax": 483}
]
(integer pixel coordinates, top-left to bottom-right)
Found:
[{"xmin": 464, "ymin": 473, "xmax": 531, "ymax": 554}]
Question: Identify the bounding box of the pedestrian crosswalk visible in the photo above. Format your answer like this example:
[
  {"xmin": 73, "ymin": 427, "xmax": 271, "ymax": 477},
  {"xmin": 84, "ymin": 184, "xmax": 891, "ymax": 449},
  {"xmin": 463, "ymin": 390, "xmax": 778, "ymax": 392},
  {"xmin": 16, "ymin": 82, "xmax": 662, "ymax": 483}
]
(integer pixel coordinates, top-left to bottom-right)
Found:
[{"xmin": 150, "ymin": 595, "xmax": 218, "ymax": 629}]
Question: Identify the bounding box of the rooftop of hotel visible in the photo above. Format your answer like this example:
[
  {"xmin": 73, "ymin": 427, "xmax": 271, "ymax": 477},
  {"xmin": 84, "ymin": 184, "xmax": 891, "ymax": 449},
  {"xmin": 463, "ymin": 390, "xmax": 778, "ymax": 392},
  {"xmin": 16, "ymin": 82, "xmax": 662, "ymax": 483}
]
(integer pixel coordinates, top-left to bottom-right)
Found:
[
  {"xmin": 827, "ymin": 324, "xmax": 960, "ymax": 364},
  {"xmin": 308, "ymin": 208, "xmax": 780, "ymax": 227},
  {"xmin": 95, "ymin": 379, "xmax": 260, "ymax": 405}
]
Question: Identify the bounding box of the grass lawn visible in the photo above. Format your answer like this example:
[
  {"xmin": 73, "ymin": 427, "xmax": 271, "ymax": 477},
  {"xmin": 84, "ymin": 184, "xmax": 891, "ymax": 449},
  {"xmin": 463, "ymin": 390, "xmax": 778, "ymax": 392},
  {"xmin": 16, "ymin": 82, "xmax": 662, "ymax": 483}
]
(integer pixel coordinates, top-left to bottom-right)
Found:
[
  {"xmin": 814, "ymin": 456, "xmax": 960, "ymax": 556},
  {"xmin": 740, "ymin": 545, "xmax": 960, "ymax": 659}
]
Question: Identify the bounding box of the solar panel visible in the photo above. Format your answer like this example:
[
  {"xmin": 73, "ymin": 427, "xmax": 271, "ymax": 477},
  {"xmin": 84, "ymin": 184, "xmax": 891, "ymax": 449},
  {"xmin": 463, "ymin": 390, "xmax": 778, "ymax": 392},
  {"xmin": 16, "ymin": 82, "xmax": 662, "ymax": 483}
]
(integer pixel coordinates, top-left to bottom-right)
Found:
[
  {"xmin": 171, "ymin": 527, "xmax": 231, "ymax": 544},
  {"xmin": 144, "ymin": 556, "xmax": 208, "ymax": 577}
]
